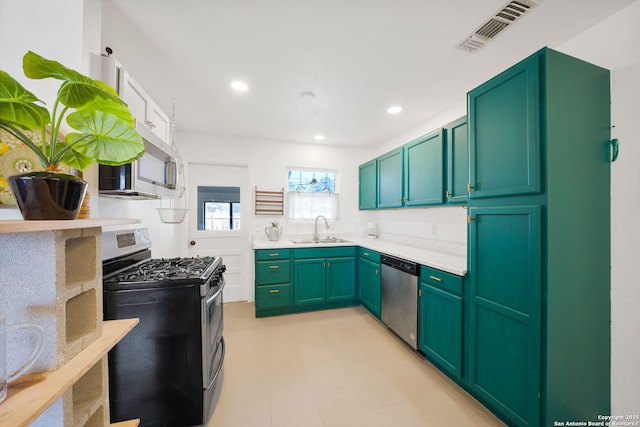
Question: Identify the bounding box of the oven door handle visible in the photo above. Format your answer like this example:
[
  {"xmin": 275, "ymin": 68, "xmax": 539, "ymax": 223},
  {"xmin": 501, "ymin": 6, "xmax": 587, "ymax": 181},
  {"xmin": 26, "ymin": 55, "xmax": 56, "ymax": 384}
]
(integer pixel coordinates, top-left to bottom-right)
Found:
[
  {"xmin": 206, "ymin": 278, "xmax": 225, "ymax": 305},
  {"xmin": 212, "ymin": 337, "xmax": 225, "ymax": 385},
  {"xmin": 205, "ymin": 337, "xmax": 225, "ymax": 390}
]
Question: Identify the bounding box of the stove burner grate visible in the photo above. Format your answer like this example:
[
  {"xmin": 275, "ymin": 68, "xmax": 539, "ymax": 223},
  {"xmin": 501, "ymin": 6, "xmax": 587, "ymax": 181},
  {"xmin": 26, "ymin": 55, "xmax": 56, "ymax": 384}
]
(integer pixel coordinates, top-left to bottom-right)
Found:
[{"xmin": 111, "ymin": 256, "xmax": 217, "ymax": 283}]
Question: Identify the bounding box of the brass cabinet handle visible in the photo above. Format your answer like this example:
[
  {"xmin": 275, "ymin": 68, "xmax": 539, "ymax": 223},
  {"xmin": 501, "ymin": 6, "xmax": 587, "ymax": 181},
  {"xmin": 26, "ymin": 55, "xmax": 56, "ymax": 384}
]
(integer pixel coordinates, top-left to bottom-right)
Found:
[
  {"xmin": 445, "ymin": 191, "xmax": 450, "ymax": 198},
  {"xmin": 418, "ymin": 289, "xmax": 423, "ymax": 297},
  {"xmin": 429, "ymin": 275, "xmax": 442, "ymax": 282},
  {"xmin": 403, "ymin": 196, "xmax": 407, "ymax": 202},
  {"xmin": 269, "ymin": 289, "xmax": 280, "ymax": 293},
  {"xmin": 363, "ymin": 252, "xmax": 370, "ymax": 257},
  {"xmin": 269, "ymin": 265, "xmax": 279, "ymax": 269},
  {"xmin": 375, "ymin": 269, "xmax": 379, "ymax": 275},
  {"xmin": 397, "ymin": 197, "xmax": 401, "ymax": 202},
  {"xmin": 467, "ymin": 183, "xmax": 475, "ymax": 192},
  {"xmin": 268, "ymin": 253, "xmax": 279, "ymax": 257}
]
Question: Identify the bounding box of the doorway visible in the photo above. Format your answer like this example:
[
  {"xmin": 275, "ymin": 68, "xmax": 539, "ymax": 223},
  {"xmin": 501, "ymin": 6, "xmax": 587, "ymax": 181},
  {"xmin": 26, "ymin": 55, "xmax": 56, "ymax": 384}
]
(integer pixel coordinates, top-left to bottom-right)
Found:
[{"xmin": 186, "ymin": 163, "xmax": 249, "ymax": 302}]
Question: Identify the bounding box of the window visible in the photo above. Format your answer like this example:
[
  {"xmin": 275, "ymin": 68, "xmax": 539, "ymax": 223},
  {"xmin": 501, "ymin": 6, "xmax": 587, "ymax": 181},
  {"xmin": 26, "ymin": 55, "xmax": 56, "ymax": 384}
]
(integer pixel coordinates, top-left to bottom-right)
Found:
[
  {"xmin": 287, "ymin": 169, "xmax": 339, "ymax": 221},
  {"xmin": 288, "ymin": 169, "xmax": 335, "ymax": 193},
  {"xmin": 197, "ymin": 186, "xmax": 241, "ymax": 230}
]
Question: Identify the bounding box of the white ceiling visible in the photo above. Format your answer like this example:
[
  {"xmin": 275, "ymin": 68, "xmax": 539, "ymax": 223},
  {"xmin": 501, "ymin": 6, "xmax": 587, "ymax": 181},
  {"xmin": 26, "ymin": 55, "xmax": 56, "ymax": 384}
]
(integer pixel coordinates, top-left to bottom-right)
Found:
[{"xmin": 101, "ymin": 0, "xmax": 634, "ymax": 148}]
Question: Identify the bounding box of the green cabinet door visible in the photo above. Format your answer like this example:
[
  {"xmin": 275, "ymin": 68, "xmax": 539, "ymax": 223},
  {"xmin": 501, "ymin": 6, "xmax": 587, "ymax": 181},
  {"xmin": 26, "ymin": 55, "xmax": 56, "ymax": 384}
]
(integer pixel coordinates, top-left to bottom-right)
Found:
[
  {"xmin": 359, "ymin": 159, "xmax": 377, "ymax": 210},
  {"xmin": 293, "ymin": 258, "xmax": 326, "ymax": 305},
  {"xmin": 404, "ymin": 130, "xmax": 444, "ymax": 206},
  {"xmin": 468, "ymin": 55, "xmax": 540, "ymax": 199},
  {"xmin": 467, "ymin": 205, "xmax": 541, "ymax": 427},
  {"xmin": 326, "ymin": 257, "xmax": 356, "ymax": 302},
  {"xmin": 419, "ymin": 282, "xmax": 462, "ymax": 378},
  {"xmin": 358, "ymin": 257, "xmax": 380, "ymax": 317},
  {"xmin": 445, "ymin": 116, "xmax": 469, "ymax": 204},
  {"xmin": 377, "ymin": 148, "xmax": 403, "ymax": 208}
]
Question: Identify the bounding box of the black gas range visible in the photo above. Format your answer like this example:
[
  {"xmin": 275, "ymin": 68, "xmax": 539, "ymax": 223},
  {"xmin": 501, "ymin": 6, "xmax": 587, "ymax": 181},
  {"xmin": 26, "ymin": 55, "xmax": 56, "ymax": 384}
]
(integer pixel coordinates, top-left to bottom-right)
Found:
[{"xmin": 102, "ymin": 228, "xmax": 225, "ymax": 427}]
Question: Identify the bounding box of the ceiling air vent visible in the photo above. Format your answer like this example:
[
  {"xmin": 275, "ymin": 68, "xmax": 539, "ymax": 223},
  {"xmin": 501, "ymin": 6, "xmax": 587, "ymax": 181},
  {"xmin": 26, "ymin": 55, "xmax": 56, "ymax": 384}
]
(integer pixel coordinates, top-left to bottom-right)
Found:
[{"xmin": 458, "ymin": 0, "xmax": 542, "ymax": 52}]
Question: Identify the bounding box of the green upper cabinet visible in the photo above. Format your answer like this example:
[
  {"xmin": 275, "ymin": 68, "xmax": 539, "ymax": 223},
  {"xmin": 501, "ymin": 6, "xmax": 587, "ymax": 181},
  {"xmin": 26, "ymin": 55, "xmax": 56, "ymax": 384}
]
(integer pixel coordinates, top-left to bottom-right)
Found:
[
  {"xmin": 445, "ymin": 116, "xmax": 469, "ymax": 204},
  {"xmin": 377, "ymin": 148, "xmax": 404, "ymax": 208},
  {"xmin": 468, "ymin": 55, "xmax": 540, "ymax": 199},
  {"xmin": 358, "ymin": 159, "xmax": 378, "ymax": 210},
  {"xmin": 404, "ymin": 129, "xmax": 444, "ymax": 206}
]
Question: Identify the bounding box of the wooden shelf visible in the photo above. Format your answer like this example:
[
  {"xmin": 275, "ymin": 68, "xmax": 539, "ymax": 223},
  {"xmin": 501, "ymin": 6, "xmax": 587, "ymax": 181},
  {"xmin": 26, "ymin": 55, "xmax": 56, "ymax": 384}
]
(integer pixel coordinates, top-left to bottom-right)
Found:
[
  {"xmin": 111, "ymin": 420, "xmax": 141, "ymax": 427},
  {"xmin": 0, "ymin": 319, "xmax": 139, "ymax": 427},
  {"xmin": 0, "ymin": 218, "xmax": 140, "ymax": 234},
  {"xmin": 255, "ymin": 188, "xmax": 284, "ymax": 215}
]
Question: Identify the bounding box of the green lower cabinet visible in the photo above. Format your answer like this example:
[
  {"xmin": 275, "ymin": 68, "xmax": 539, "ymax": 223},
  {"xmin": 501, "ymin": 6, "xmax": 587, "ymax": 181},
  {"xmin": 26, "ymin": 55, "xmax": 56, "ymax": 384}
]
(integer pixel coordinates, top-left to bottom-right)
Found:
[
  {"xmin": 293, "ymin": 256, "xmax": 356, "ymax": 305},
  {"xmin": 326, "ymin": 257, "xmax": 356, "ymax": 302},
  {"xmin": 467, "ymin": 205, "xmax": 542, "ymax": 427},
  {"xmin": 255, "ymin": 249, "xmax": 292, "ymax": 316},
  {"xmin": 255, "ymin": 284, "xmax": 290, "ymax": 310},
  {"xmin": 418, "ymin": 274, "xmax": 463, "ymax": 379},
  {"xmin": 293, "ymin": 258, "xmax": 327, "ymax": 305},
  {"xmin": 358, "ymin": 257, "xmax": 380, "ymax": 318},
  {"xmin": 255, "ymin": 260, "xmax": 290, "ymax": 284}
]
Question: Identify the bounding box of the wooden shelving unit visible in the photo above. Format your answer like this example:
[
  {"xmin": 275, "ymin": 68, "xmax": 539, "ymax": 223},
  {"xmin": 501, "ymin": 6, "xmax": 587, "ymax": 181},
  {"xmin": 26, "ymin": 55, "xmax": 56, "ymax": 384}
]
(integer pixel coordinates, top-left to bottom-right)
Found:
[
  {"xmin": 255, "ymin": 187, "xmax": 284, "ymax": 215},
  {"xmin": 0, "ymin": 319, "xmax": 139, "ymax": 427}
]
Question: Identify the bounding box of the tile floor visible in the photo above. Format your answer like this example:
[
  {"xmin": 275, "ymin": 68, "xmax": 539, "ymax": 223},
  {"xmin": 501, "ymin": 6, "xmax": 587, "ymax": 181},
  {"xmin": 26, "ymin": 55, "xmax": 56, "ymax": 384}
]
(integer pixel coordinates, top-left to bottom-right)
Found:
[{"xmin": 208, "ymin": 302, "xmax": 506, "ymax": 427}]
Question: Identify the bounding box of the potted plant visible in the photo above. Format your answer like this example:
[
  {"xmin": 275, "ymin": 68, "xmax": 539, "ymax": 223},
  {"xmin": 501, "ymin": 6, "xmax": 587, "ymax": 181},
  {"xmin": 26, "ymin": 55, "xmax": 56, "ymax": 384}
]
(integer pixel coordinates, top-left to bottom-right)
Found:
[{"xmin": 0, "ymin": 51, "xmax": 144, "ymax": 220}]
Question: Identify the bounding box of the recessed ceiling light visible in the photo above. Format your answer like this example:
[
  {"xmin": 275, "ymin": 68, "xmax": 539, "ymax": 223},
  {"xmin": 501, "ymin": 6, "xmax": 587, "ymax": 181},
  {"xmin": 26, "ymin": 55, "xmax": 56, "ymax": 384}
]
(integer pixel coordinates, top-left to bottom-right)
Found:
[
  {"xmin": 231, "ymin": 81, "xmax": 249, "ymax": 92},
  {"xmin": 387, "ymin": 105, "xmax": 402, "ymax": 114},
  {"xmin": 314, "ymin": 135, "xmax": 325, "ymax": 141}
]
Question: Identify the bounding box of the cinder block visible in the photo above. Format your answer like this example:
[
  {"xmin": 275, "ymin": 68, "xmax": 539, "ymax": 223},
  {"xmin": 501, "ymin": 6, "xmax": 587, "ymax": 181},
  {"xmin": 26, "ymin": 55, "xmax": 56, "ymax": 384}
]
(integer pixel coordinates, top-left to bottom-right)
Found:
[{"xmin": 0, "ymin": 227, "xmax": 107, "ymax": 427}]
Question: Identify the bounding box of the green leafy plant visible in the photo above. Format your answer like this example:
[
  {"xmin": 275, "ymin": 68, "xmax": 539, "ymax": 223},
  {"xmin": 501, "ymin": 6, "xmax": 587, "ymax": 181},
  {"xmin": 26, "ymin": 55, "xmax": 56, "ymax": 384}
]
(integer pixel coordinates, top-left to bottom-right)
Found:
[
  {"xmin": 0, "ymin": 51, "xmax": 144, "ymax": 172},
  {"xmin": 271, "ymin": 221, "xmax": 279, "ymax": 227}
]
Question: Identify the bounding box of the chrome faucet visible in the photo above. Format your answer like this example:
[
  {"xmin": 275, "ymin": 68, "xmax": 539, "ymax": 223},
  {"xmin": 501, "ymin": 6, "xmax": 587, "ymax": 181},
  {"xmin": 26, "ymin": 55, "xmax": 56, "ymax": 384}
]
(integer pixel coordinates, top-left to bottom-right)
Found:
[{"xmin": 314, "ymin": 215, "xmax": 330, "ymax": 243}]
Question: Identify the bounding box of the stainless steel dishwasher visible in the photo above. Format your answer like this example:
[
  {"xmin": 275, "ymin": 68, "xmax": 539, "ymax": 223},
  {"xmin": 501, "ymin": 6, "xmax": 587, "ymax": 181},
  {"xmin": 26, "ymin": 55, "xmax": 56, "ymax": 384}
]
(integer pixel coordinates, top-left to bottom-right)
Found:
[{"xmin": 380, "ymin": 254, "xmax": 420, "ymax": 349}]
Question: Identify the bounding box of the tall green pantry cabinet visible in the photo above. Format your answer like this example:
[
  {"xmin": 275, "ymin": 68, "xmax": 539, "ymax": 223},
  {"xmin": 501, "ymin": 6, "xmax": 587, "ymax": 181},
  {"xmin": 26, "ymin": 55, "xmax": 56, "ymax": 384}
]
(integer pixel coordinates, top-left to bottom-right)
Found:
[{"xmin": 466, "ymin": 48, "xmax": 611, "ymax": 427}]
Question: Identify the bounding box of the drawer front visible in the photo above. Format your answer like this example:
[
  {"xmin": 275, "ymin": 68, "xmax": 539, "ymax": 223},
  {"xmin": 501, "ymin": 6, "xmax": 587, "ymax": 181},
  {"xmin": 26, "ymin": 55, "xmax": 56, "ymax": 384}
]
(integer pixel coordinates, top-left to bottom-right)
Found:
[
  {"xmin": 256, "ymin": 260, "xmax": 290, "ymax": 285},
  {"xmin": 420, "ymin": 265, "xmax": 463, "ymax": 295},
  {"xmin": 358, "ymin": 247, "xmax": 380, "ymax": 263},
  {"xmin": 255, "ymin": 249, "xmax": 290, "ymax": 261},
  {"xmin": 256, "ymin": 284, "xmax": 290, "ymax": 310},
  {"xmin": 293, "ymin": 246, "xmax": 356, "ymax": 259}
]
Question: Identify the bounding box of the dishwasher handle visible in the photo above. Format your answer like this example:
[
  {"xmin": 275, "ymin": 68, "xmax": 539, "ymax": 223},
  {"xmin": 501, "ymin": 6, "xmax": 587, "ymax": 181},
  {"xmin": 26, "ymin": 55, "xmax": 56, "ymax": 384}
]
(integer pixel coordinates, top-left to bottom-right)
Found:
[{"xmin": 380, "ymin": 254, "xmax": 420, "ymax": 276}]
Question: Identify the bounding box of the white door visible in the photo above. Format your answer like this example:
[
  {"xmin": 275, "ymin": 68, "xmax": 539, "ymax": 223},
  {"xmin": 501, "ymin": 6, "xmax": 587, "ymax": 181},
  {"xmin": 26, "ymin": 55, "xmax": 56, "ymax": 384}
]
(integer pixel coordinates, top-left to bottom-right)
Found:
[{"xmin": 186, "ymin": 163, "xmax": 250, "ymax": 302}]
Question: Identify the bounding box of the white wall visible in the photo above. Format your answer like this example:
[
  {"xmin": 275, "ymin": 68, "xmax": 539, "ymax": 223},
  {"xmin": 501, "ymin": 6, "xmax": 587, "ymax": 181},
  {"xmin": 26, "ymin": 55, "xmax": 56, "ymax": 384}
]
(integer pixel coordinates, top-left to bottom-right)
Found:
[
  {"xmin": 0, "ymin": 0, "xmax": 101, "ymax": 220},
  {"xmin": 557, "ymin": 0, "xmax": 640, "ymax": 414},
  {"xmin": 176, "ymin": 131, "xmax": 366, "ymax": 242}
]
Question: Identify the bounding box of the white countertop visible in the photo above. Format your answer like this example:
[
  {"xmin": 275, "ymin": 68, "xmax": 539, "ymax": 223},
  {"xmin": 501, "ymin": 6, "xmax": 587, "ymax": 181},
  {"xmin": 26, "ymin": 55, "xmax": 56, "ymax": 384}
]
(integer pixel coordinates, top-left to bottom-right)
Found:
[{"xmin": 253, "ymin": 236, "xmax": 467, "ymax": 276}]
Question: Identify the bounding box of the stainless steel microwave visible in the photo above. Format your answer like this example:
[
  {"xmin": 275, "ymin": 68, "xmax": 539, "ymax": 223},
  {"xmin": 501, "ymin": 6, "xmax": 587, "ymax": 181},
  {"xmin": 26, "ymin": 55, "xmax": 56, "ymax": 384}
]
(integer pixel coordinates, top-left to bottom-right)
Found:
[{"xmin": 99, "ymin": 123, "xmax": 180, "ymax": 199}]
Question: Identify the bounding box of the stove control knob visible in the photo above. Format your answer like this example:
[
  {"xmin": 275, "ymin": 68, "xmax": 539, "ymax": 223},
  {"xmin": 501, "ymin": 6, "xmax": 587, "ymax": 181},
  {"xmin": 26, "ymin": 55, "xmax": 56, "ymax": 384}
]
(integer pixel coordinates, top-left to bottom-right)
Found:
[{"xmin": 189, "ymin": 240, "xmax": 196, "ymax": 246}]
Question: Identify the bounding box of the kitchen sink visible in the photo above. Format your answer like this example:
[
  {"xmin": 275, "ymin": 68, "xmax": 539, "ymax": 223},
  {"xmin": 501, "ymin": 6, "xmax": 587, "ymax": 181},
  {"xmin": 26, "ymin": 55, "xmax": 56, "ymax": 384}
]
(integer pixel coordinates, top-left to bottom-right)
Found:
[{"xmin": 290, "ymin": 238, "xmax": 351, "ymax": 244}]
